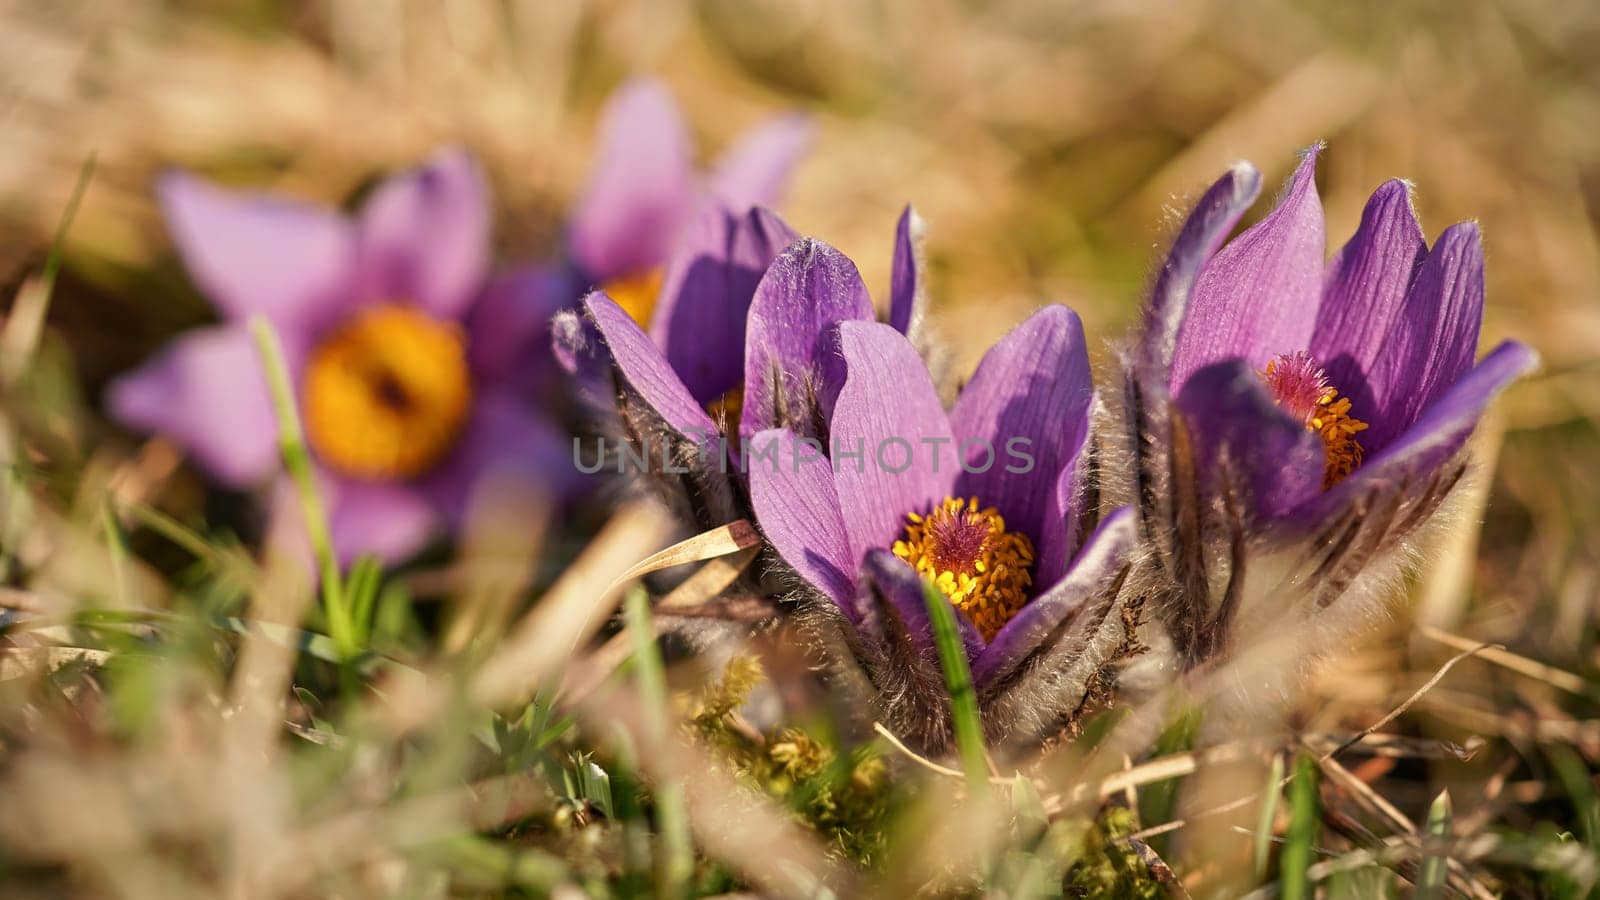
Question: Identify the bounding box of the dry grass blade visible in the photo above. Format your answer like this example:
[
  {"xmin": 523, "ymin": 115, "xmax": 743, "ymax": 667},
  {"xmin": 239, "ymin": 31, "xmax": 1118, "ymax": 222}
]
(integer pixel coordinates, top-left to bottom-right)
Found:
[
  {"xmin": 0, "ymin": 645, "xmax": 110, "ymax": 680},
  {"xmin": 1319, "ymin": 640, "xmax": 1499, "ymax": 763},
  {"xmin": 560, "ymin": 546, "xmax": 758, "ymax": 705},
  {"xmin": 1419, "ymin": 624, "xmax": 1594, "ymax": 699},
  {"xmin": 472, "ymin": 501, "xmax": 675, "ymax": 709},
  {"xmin": 607, "ymin": 519, "xmax": 760, "ymax": 590}
]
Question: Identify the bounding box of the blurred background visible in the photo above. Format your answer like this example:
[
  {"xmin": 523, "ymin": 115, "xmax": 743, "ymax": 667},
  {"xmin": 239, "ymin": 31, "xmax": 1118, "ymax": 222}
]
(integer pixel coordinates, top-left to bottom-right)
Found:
[{"xmin": 2, "ymin": 0, "xmax": 1599, "ymax": 894}]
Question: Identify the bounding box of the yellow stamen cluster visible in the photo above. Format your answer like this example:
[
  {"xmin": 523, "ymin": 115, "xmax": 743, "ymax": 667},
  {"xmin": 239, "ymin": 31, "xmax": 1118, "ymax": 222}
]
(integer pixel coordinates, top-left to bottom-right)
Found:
[
  {"xmin": 603, "ymin": 268, "xmax": 664, "ymax": 326},
  {"xmin": 890, "ymin": 496, "xmax": 1035, "ymax": 641},
  {"xmin": 303, "ymin": 305, "xmax": 472, "ymax": 480},
  {"xmin": 1260, "ymin": 353, "xmax": 1369, "ymax": 489},
  {"xmin": 1311, "ymin": 393, "xmax": 1367, "ymax": 488}
]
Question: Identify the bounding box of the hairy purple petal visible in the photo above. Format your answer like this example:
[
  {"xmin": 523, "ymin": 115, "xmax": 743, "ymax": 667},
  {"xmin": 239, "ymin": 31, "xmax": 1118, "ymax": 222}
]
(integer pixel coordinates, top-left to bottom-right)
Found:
[
  {"xmin": 1140, "ymin": 162, "xmax": 1263, "ymax": 373},
  {"xmin": 1177, "ymin": 358, "xmax": 1325, "ymax": 521},
  {"xmin": 830, "ymin": 321, "xmax": 959, "ymax": 565},
  {"xmin": 974, "ymin": 507, "xmax": 1135, "ymax": 686},
  {"xmin": 653, "ymin": 204, "xmax": 798, "ymax": 405},
  {"xmin": 357, "ymin": 148, "xmax": 491, "ymax": 320},
  {"xmin": 1170, "ymin": 148, "xmax": 1325, "ymax": 391},
  {"xmin": 860, "ymin": 549, "xmax": 984, "ymax": 663},
  {"xmin": 1310, "ymin": 180, "xmax": 1427, "ymax": 430},
  {"xmin": 584, "ymin": 291, "xmax": 718, "ymax": 440},
  {"xmin": 106, "ymin": 324, "xmax": 284, "ymax": 488},
  {"xmin": 949, "ymin": 305, "xmax": 1094, "ymax": 588},
  {"xmin": 568, "ymin": 79, "xmax": 696, "ymax": 280},
  {"xmin": 158, "ymin": 172, "xmax": 357, "ymax": 332},
  {"xmin": 1362, "ymin": 222, "xmax": 1486, "ymax": 452},
  {"xmin": 887, "ymin": 204, "xmax": 923, "ymax": 334},
  {"xmin": 747, "ymin": 427, "xmax": 858, "ymax": 616},
  {"xmin": 707, "ymin": 113, "xmax": 813, "ymax": 209},
  {"xmin": 740, "ymin": 239, "xmax": 875, "ymax": 440},
  {"xmin": 1321, "ymin": 340, "xmax": 1537, "ymax": 514}
]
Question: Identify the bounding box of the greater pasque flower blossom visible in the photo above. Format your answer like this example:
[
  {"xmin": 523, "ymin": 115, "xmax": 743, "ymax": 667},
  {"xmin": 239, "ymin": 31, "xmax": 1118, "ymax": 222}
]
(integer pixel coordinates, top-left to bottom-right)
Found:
[
  {"xmin": 109, "ymin": 149, "xmax": 567, "ymax": 565},
  {"xmin": 1123, "ymin": 146, "xmax": 1538, "ymax": 668},
  {"xmin": 749, "ymin": 311, "xmax": 1136, "ymax": 751},
  {"xmin": 561, "ymin": 207, "xmax": 928, "ymax": 529}
]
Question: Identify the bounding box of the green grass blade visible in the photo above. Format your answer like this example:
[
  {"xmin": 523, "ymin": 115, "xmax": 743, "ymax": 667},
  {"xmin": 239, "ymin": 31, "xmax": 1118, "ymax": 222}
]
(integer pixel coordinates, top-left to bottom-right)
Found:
[
  {"xmin": 1, "ymin": 153, "xmax": 94, "ymax": 386},
  {"xmin": 40, "ymin": 154, "xmax": 97, "ymax": 296},
  {"xmin": 1280, "ymin": 754, "xmax": 1320, "ymax": 900},
  {"xmin": 1254, "ymin": 753, "xmax": 1285, "ymax": 882},
  {"xmin": 624, "ymin": 587, "xmax": 693, "ymax": 897},
  {"xmin": 249, "ymin": 316, "xmax": 353, "ymax": 657},
  {"xmin": 921, "ymin": 580, "xmax": 989, "ymax": 798},
  {"xmin": 1416, "ymin": 789, "xmax": 1452, "ymax": 899}
]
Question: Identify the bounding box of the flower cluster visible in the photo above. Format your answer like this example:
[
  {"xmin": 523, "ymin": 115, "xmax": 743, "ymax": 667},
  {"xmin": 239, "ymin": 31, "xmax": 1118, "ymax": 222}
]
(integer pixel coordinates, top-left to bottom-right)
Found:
[
  {"xmin": 576, "ymin": 145, "xmax": 1533, "ymax": 750},
  {"xmin": 110, "ymin": 100, "xmax": 1534, "ymax": 753}
]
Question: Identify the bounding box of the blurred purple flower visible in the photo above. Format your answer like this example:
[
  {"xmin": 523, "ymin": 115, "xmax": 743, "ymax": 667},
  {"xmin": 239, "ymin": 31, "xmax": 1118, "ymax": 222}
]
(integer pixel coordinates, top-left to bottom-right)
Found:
[
  {"xmin": 566, "ymin": 77, "xmax": 815, "ymax": 326},
  {"xmin": 1125, "ymin": 146, "xmax": 1538, "ymax": 664},
  {"xmin": 108, "ymin": 149, "xmax": 568, "ymax": 566},
  {"xmin": 749, "ymin": 312, "xmax": 1136, "ymax": 750}
]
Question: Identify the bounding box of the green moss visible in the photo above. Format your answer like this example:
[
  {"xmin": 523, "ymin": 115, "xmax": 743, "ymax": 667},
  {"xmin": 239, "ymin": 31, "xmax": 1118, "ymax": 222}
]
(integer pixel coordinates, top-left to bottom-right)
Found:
[
  {"xmin": 685, "ymin": 657, "xmax": 896, "ymax": 865},
  {"xmin": 1060, "ymin": 807, "xmax": 1163, "ymax": 899}
]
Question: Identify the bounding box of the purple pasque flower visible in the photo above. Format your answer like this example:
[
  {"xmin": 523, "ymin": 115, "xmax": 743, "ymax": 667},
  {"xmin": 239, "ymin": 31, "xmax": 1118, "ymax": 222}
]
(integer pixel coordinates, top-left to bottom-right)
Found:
[
  {"xmin": 1125, "ymin": 145, "xmax": 1538, "ymax": 666},
  {"xmin": 566, "ymin": 77, "xmax": 814, "ymax": 326},
  {"xmin": 748, "ymin": 311, "xmax": 1137, "ymax": 751},
  {"xmin": 108, "ymin": 149, "xmax": 567, "ymax": 566},
  {"xmin": 562, "ymin": 203, "xmax": 929, "ymax": 529}
]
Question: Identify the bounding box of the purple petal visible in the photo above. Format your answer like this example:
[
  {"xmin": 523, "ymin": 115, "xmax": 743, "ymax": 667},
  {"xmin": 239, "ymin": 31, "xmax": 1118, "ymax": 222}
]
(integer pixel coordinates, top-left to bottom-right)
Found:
[
  {"xmin": 949, "ymin": 305, "xmax": 1094, "ymax": 587},
  {"xmin": 887, "ymin": 204, "xmax": 923, "ymax": 334},
  {"xmin": 707, "ymin": 113, "xmax": 813, "ymax": 209},
  {"xmin": 469, "ymin": 264, "xmax": 580, "ymax": 391},
  {"xmin": 568, "ymin": 79, "xmax": 696, "ymax": 280},
  {"xmin": 861, "ymin": 549, "xmax": 984, "ymax": 663},
  {"xmin": 1139, "ymin": 162, "xmax": 1262, "ymax": 373},
  {"xmin": 652, "ymin": 204, "xmax": 798, "ymax": 404},
  {"xmin": 1176, "ymin": 358, "xmax": 1326, "ymax": 521},
  {"xmin": 157, "ymin": 172, "xmax": 357, "ymax": 332},
  {"xmin": 423, "ymin": 389, "xmax": 573, "ymax": 529},
  {"xmin": 739, "ymin": 238, "xmax": 876, "ymax": 440},
  {"xmin": 106, "ymin": 324, "xmax": 284, "ymax": 488},
  {"xmin": 1360, "ymin": 222, "xmax": 1486, "ymax": 452},
  {"xmin": 1310, "ymin": 180, "xmax": 1428, "ymax": 433},
  {"xmin": 974, "ymin": 507, "xmax": 1135, "ymax": 686},
  {"xmin": 1321, "ymin": 340, "xmax": 1537, "ymax": 512},
  {"xmin": 325, "ymin": 476, "xmax": 440, "ymax": 566},
  {"xmin": 1170, "ymin": 148, "xmax": 1326, "ymax": 392},
  {"xmin": 746, "ymin": 427, "xmax": 858, "ymax": 615},
  {"xmin": 583, "ymin": 291, "xmax": 718, "ymax": 439},
  {"xmin": 829, "ymin": 321, "xmax": 959, "ymax": 564},
  {"xmin": 357, "ymin": 148, "xmax": 491, "ymax": 320}
]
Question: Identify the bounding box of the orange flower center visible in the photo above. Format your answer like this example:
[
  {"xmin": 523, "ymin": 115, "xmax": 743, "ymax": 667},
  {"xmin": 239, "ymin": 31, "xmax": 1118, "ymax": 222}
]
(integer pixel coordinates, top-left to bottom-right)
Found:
[
  {"xmin": 1260, "ymin": 351, "xmax": 1368, "ymax": 489},
  {"xmin": 603, "ymin": 268, "xmax": 664, "ymax": 326},
  {"xmin": 891, "ymin": 496, "xmax": 1035, "ymax": 641},
  {"xmin": 303, "ymin": 305, "xmax": 472, "ymax": 480}
]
